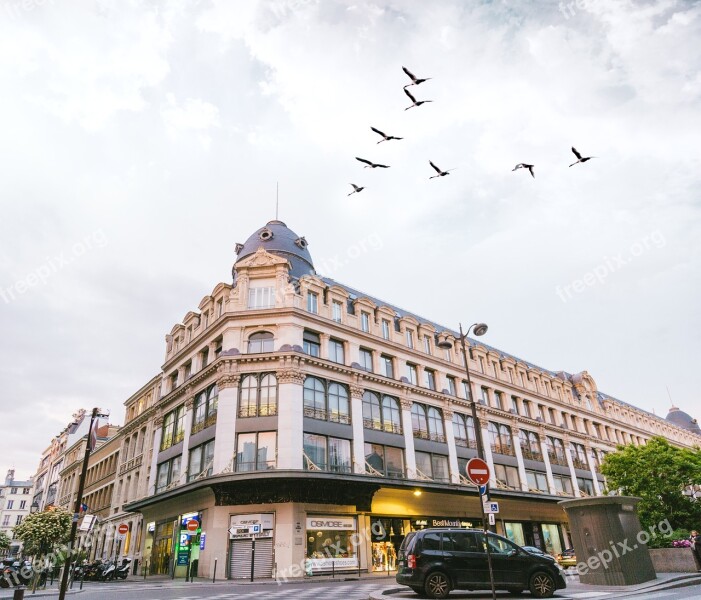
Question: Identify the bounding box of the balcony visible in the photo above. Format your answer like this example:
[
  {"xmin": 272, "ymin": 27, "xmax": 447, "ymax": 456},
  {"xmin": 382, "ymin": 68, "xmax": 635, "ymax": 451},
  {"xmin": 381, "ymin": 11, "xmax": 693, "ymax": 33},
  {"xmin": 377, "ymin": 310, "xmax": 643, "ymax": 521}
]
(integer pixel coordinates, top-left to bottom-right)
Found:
[
  {"xmin": 191, "ymin": 412, "xmax": 217, "ymax": 435},
  {"xmin": 521, "ymin": 447, "xmax": 542, "ymax": 461},
  {"xmin": 363, "ymin": 419, "xmax": 401, "ymax": 434},
  {"xmin": 547, "ymin": 451, "xmax": 568, "ymax": 467},
  {"xmin": 239, "ymin": 405, "xmax": 278, "ymax": 418},
  {"xmin": 413, "ymin": 430, "xmax": 446, "ymax": 443},
  {"xmin": 455, "ymin": 438, "xmax": 478, "ymax": 449},
  {"xmin": 491, "ymin": 443, "xmax": 515, "ymax": 457},
  {"xmin": 119, "ymin": 454, "xmax": 143, "ymax": 476},
  {"xmin": 572, "ymin": 458, "xmax": 589, "ymax": 470}
]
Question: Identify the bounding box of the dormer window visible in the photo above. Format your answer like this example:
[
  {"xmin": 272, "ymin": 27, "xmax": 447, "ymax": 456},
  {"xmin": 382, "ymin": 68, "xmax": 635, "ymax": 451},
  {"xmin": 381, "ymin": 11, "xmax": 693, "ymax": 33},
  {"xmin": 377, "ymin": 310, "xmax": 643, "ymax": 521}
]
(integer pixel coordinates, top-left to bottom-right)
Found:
[
  {"xmin": 294, "ymin": 236, "xmax": 308, "ymax": 249},
  {"xmin": 248, "ymin": 286, "xmax": 275, "ymax": 309},
  {"xmin": 258, "ymin": 228, "xmax": 273, "ymax": 241}
]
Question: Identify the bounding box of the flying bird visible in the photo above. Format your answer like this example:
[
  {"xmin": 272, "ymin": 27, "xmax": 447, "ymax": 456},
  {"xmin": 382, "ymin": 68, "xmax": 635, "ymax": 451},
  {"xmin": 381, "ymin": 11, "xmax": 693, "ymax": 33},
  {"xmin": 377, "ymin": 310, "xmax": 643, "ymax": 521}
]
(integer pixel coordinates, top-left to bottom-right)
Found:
[
  {"xmin": 402, "ymin": 66, "xmax": 432, "ymax": 87},
  {"xmin": 569, "ymin": 147, "xmax": 596, "ymax": 167},
  {"xmin": 403, "ymin": 88, "xmax": 433, "ymax": 110},
  {"xmin": 370, "ymin": 126, "xmax": 403, "ymax": 143},
  {"xmin": 355, "ymin": 157, "xmax": 390, "ymax": 169},
  {"xmin": 512, "ymin": 163, "xmax": 535, "ymax": 178},
  {"xmin": 348, "ymin": 184, "xmax": 365, "ymax": 196},
  {"xmin": 428, "ymin": 161, "xmax": 453, "ymax": 179}
]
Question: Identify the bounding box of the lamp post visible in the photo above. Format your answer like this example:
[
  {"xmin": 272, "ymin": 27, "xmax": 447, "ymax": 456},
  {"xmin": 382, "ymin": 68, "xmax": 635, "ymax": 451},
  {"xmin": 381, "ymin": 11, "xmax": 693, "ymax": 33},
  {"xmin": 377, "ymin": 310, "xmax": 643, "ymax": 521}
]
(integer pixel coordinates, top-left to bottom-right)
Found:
[
  {"xmin": 58, "ymin": 407, "xmax": 108, "ymax": 600},
  {"xmin": 437, "ymin": 322, "xmax": 496, "ymax": 600}
]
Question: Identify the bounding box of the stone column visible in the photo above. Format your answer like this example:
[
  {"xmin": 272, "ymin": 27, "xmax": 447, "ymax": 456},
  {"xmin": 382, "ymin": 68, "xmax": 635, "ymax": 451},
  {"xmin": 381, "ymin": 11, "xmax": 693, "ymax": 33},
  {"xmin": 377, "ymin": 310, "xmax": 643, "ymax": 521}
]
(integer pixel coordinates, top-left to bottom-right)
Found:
[
  {"xmin": 350, "ymin": 384, "xmax": 366, "ymax": 474},
  {"xmin": 538, "ymin": 426, "xmax": 556, "ymax": 494},
  {"xmin": 212, "ymin": 373, "xmax": 240, "ymax": 473},
  {"xmin": 320, "ymin": 333, "xmax": 330, "ymax": 360},
  {"xmin": 477, "ymin": 407, "xmax": 496, "ymax": 486},
  {"xmin": 585, "ymin": 445, "xmax": 602, "ymax": 495},
  {"xmin": 147, "ymin": 414, "xmax": 163, "ymax": 495},
  {"xmin": 442, "ymin": 408, "xmax": 460, "ymax": 484},
  {"xmin": 179, "ymin": 397, "xmax": 194, "ymax": 484},
  {"xmin": 510, "ymin": 424, "xmax": 529, "ymax": 492},
  {"xmin": 563, "ymin": 436, "xmax": 581, "ymax": 497},
  {"xmin": 277, "ymin": 361, "xmax": 305, "ymax": 470},
  {"xmin": 400, "ymin": 396, "xmax": 417, "ymax": 479}
]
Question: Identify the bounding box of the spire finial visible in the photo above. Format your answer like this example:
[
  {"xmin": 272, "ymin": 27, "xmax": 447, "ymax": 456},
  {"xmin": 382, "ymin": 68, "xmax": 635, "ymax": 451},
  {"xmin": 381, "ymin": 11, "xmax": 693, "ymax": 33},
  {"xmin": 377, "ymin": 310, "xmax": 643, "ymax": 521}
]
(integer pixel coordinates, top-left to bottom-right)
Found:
[{"xmin": 276, "ymin": 182, "xmax": 279, "ymax": 220}]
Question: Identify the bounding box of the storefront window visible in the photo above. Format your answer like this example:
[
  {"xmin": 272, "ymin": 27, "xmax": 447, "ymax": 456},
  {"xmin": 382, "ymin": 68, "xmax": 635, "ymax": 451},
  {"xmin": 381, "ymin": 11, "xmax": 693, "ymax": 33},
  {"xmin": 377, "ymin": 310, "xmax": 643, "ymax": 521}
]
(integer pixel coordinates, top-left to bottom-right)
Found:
[
  {"xmin": 305, "ymin": 516, "xmax": 358, "ymax": 573},
  {"xmin": 504, "ymin": 522, "xmax": 525, "ymax": 546},
  {"xmin": 370, "ymin": 518, "xmax": 403, "ymax": 572},
  {"xmin": 541, "ymin": 523, "xmax": 563, "ymax": 556}
]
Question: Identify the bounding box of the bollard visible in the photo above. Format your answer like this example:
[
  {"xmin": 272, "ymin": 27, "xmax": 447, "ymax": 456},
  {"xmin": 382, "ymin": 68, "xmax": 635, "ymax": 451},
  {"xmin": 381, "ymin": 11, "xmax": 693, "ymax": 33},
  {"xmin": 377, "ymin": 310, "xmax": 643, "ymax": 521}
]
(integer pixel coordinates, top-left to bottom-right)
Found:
[
  {"xmin": 212, "ymin": 558, "xmax": 217, "ymax": 584},
  {"xmin": 13, "ymin": 585, "xmax": 26, "ymax": 600},
  {"xmin": 332, "ymin": 560, "xmax": 335, "ymax": 579}
]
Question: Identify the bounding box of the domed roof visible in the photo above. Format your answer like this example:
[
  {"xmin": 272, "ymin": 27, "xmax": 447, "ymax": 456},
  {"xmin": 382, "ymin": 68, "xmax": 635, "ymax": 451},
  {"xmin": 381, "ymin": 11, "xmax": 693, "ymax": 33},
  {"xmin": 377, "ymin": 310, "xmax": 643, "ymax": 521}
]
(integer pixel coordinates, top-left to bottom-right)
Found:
[
  {"xmin": 665, "ymin": 406, "xmax": 701, "ymax": 434},
  {"xmin": 234, "ymin": 220, "xmax": 315, "ymax": 280}
]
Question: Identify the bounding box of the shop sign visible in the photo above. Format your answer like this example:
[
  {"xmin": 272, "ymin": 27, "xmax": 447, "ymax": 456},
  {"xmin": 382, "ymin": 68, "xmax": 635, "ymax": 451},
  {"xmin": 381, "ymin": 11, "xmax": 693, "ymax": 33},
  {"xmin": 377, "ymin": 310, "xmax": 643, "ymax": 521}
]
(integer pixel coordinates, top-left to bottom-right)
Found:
[
  {"xmin": 306, "ymin": 517, "xmax": 356, "ymax": 530},
  {"xmin": 230, "ymin": 513, "xmax": 274, "ymax": 530},
  {"xmin": 229, "ymin": 529, "xmax": 273, "ymax": 540},
  {"xmin": 306, "ymin": 557, "xmax": 358, "ymax": 572},
  {"xmin": 411, "ymin": 517, "xmax": 475, "ymax": 529}
]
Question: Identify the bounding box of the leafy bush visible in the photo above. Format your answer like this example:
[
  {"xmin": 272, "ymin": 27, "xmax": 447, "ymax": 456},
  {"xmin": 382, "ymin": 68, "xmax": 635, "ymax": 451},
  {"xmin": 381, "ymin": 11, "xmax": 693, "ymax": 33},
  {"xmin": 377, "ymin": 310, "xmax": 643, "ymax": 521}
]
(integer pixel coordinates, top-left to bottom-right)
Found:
[{"xmin": 647, "ymin": 528, "xmax": 691, "ymax": 549}]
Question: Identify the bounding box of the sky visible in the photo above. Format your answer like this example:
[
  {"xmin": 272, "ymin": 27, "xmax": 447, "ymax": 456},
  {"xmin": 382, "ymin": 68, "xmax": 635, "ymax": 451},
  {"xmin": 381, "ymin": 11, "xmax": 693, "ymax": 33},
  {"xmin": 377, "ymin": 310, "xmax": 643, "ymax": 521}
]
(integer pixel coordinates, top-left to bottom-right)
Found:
[{"xmin": 1, "ymin": 0, "xmax": 699, "ymax": 480}]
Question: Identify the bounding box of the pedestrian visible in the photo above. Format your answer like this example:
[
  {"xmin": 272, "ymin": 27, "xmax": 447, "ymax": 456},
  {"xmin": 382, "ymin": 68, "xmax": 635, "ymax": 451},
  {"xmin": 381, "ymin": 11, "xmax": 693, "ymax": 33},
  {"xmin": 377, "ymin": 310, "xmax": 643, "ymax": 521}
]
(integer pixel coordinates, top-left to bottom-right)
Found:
[{"xmin": 691, "ymin": 530, "xmax": 701, "ymax": 570}]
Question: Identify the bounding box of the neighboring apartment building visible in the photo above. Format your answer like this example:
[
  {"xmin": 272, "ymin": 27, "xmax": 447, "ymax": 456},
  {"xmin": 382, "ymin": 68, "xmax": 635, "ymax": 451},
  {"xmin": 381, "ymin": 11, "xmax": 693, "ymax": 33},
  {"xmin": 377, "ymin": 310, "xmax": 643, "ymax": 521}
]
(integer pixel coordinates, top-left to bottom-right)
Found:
[
  {"xmin": 32, "ymin": 410, "xmax": 89, "ymax": 512},
  {"xmin": 0, "ymin": 470, "xmax": 33, "ymax": 558},
  {"xmin": 110, "ymin": 219, "xmax": 701, "ymax": 581}
]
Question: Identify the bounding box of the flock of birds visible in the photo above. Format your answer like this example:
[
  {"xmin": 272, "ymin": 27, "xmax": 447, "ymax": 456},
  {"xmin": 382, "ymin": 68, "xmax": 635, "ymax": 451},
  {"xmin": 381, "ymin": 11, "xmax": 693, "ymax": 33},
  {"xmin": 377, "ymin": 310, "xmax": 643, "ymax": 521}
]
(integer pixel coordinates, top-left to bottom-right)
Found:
[{"xmin": 348, "ymin": 66, "xmax": 596, "ymax": 196}]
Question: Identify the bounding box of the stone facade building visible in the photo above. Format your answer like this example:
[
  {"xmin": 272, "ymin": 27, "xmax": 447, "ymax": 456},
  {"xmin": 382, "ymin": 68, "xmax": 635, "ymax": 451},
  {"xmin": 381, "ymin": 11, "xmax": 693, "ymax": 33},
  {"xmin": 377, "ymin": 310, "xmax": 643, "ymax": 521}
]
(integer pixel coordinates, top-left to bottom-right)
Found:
[{"xmin": 107, "ymin": 219, "xmax": 701, "ymax": 581}]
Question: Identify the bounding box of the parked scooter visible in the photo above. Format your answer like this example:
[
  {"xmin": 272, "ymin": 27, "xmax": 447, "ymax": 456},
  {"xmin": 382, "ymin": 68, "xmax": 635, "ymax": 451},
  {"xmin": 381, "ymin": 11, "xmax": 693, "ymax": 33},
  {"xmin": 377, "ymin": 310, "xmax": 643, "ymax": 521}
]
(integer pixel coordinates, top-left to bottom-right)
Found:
[
  {"xmin": 114, "ymin": 558, "xmax": 131, "ymax": 580},
  {"xmin": 99, "ymin": 560, "xmax": 116, "ymax": 581}
]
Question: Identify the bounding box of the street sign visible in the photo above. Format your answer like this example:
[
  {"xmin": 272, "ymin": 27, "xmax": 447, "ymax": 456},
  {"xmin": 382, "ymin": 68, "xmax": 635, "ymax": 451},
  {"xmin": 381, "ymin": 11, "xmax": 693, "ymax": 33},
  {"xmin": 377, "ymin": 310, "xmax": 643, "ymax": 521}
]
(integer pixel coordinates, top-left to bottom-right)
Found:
[
  {"xmin": 478, "ymin": 484, "xmax": 488, "ymax": 497},
  {"xmin": 466, "ymin": 458, "xmax": 490, "ymax": 486},
  {"xmin": 186, "ymin": 519, "xmax": 199, "ymax": 532},
  {"xmin": 488, "ymin": 513, "xmax": 496, "ymax": 526},
  {"xmin": 117, "ymin": 523, "xmax": 129, "ymax": 535},
  {"xmin": 483, "ymin": 501, "xmax": 499, "ymax": 514}
]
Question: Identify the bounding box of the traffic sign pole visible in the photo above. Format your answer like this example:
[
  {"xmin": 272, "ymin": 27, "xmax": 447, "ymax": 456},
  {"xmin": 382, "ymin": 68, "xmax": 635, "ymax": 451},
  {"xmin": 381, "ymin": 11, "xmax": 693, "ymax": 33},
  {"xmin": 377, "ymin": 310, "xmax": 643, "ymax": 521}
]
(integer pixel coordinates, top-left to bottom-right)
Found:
[{"xmin": 467, "ymin": 457, "xmax": 496, "ymax": 600}]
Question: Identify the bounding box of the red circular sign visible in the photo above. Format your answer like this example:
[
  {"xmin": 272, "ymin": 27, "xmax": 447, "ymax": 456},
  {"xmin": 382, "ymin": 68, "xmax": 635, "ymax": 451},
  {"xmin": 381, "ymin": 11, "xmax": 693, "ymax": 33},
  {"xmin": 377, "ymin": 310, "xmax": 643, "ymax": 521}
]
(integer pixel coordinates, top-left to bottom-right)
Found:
[
  {"xmin": 466, "ymin": 458, "xmax": 490, "ymax": 486},
  {"xmin": 186, "ymin": 519, "xmax": 199, "ymax": 532},
  {"xmin": 117, "ymin": 523, "xmax": 129, "ymax": 535}
]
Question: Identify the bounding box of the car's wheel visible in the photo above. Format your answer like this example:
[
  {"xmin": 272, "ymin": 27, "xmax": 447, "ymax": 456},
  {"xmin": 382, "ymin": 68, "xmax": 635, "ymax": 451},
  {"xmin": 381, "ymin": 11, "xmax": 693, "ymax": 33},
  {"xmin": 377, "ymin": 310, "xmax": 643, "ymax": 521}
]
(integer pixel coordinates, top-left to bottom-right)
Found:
[
  {"xmin": 529, "ymin": 571, "xmax": 555, "ymax": 598},
  {"xmin": 424, "ymin": 571, "xmax": 451, "ymax": 599}
]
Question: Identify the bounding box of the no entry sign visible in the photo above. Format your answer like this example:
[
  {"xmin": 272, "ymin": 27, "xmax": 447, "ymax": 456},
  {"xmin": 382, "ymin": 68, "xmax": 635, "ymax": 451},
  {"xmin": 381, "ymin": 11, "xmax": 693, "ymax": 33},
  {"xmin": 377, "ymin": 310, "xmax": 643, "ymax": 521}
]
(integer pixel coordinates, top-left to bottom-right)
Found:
[
  {"xmin": 466, "ymin": 458, "xmax": 490, "ymax": 486},
  {"xmin": 186, "ymin": 519, "xmax": 199, "ymax": 532},
  {"xmin": 117, "ymin": 523, "xmax": 129, "ymax": 535}
]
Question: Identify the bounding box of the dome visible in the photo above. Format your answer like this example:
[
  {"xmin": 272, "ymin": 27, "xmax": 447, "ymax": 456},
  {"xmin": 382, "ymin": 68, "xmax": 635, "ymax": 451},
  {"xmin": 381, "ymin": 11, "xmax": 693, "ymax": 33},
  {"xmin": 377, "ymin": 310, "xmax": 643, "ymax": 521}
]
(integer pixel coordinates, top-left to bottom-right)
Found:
[
  {"xmin": 665, "ymin": 406, "xmax": 701, "ymax": 434},
  {"xmin": 233, "ymin": 220, "xmax": 315, "ymax": 281}
]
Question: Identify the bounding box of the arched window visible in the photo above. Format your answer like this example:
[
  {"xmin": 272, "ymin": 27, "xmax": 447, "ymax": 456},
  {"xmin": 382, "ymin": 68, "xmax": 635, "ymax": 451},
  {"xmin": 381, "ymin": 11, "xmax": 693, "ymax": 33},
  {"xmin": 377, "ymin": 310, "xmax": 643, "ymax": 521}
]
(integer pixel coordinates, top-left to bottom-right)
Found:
[
  {"xmin": 304, "ymin": 376, "xmax": 327, "ymax": 419},
  {"xmin": 362, "ymin": 391, "xmax": 382, "ymax": 429},
  {"xmin": 328, "ymin": 383, "xmax": 350, "ymax": 424},
  {"xmin": 248, "ymin": 331, "xmax": 274, "ymax": 353},
  {"xmin": 239, "ymin": 375, "xmax": 257, "ymax": 417},
  {"xmin": 381, "ymin": 396, "xmax": 401, "ymax": 433},
  {"xmin": 411, "ymin": 404, "xmax": 428, "ymax": 438},
  {"xmin": 238, "ymin": 374, "xmax": 277, "ymax": 418},
  {"xmin": 519, "ymin": 430, "xmax": 541, "ymax": 460},
  {"xmin": 427, "ymin": 407, "xmax": 445, "ymax": 441}
]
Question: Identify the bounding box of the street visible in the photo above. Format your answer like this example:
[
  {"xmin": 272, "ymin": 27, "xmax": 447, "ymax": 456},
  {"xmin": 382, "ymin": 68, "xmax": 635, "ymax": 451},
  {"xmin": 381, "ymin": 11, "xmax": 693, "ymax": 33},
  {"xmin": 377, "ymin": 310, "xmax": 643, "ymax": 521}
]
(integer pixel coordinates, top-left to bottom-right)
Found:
[{"xmin": 4, "ymin": 577, "xmax": 701, "ymax": 600}]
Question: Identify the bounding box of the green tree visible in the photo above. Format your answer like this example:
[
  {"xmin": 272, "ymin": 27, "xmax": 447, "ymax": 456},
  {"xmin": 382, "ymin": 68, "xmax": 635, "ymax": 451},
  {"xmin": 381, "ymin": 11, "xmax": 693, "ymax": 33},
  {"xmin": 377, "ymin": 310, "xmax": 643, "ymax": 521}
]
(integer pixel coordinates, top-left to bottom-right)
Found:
[
  {"xmin": 0, "ymin": 531, "xmax": 10, "ymax": 554},
  {"xmin": 601, "ymin": 436, "xmax": 701, "ymax": 530},
  {"xmin": 12, "ymin": 508, "xmax": 71, "ymax": 557}
]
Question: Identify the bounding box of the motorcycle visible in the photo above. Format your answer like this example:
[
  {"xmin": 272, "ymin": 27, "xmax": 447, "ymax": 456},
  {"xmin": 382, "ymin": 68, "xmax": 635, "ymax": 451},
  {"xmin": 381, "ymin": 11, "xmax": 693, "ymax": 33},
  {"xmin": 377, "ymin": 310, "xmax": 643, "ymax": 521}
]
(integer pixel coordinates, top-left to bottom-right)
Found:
[
  {"xmin": 114, "ymin": 558, "xmax": 131, "ymax": 580},
  {"xmin": 99, "ymin": 560, "xmax": 116, "ymax": 581}
]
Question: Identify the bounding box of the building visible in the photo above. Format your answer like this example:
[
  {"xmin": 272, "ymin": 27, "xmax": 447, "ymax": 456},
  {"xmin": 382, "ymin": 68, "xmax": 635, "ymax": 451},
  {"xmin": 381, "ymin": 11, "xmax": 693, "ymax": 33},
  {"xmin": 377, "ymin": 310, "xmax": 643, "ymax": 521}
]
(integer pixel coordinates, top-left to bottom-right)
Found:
[
  {"xmin": 32, "ymin": 410, "xmax": 89, "ymax": 512},
  {"xmin": 55, "ymin": 423, "xmax": 121, "ymax": 560},
  {"xmin": 0, "ymin": 470, "xmax": 33, "ymax": 558},
  {"xmin": 106, "ymin": 219, "xmax": 700, "ymax": 581}
]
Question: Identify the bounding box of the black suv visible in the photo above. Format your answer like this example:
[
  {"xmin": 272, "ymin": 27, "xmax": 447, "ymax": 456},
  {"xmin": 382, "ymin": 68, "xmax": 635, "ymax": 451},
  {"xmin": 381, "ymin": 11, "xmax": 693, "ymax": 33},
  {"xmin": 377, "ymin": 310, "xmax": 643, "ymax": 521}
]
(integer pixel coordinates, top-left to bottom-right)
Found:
[{"xmin": 396, "ymin": 528, "xmax": 567, "ymax": 598}]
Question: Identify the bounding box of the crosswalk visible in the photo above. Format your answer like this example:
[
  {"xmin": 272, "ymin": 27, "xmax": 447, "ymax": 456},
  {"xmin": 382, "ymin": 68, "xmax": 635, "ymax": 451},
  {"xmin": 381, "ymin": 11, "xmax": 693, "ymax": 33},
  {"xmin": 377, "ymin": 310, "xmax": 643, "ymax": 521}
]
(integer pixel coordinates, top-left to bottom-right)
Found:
[{"xmin": 82, "ymin": 581, "xmax": 392, "ymax": 599}]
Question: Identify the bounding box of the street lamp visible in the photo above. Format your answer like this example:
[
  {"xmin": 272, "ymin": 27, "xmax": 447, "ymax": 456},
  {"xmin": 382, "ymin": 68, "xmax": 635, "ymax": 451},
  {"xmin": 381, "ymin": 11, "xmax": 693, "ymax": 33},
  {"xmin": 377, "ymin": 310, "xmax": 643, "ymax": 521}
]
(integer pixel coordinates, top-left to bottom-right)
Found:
[
  {"xmin": 58, "ymin": 407, "xmax": 109, "ymax": 600},
  {"xmin": 437, "ymin": 322, "xmax": 496, "ymax": 600},
  {"xmin": 30, "ymin": 502, "xmax": 39, "ymax": 514}
]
